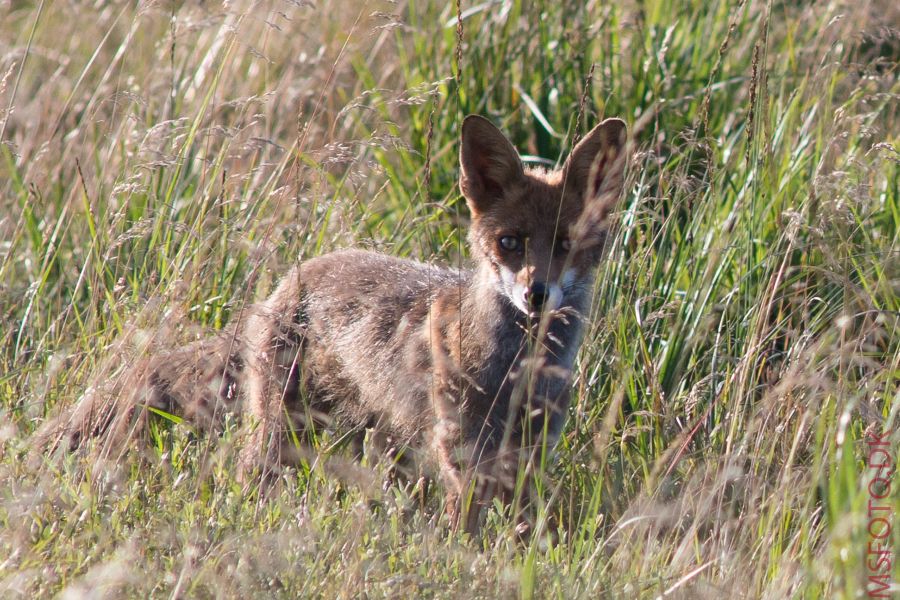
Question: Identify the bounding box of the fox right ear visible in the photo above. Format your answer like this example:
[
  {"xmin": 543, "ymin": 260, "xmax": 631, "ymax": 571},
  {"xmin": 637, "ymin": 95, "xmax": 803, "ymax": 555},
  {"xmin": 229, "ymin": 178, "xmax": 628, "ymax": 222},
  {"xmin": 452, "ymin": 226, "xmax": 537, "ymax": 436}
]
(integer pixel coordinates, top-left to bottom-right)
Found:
[
  {"xmin": 563, "ymin": 117, "xmax": 628, "ymax": 206},
  {"xmin": 459, "ymin": 115, "xmax": 524, "ymax": 214}
]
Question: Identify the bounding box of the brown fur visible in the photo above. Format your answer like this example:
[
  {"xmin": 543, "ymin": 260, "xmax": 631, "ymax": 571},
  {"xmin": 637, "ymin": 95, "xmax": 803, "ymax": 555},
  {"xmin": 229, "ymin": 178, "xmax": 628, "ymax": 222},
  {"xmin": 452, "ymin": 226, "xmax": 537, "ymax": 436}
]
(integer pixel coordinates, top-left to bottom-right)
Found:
[{"xmin": 39, "ymin": 115, "xmax": 627, "ymax": 532}]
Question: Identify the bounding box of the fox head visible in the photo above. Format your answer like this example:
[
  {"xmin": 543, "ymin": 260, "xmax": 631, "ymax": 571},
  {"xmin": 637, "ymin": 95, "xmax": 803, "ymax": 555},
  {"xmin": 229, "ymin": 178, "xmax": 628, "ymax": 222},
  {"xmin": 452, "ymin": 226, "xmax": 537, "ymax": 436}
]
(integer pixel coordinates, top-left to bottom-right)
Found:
[{"xmin": 459, "ymin": 115, "xmax": 627, "ymax": 316}]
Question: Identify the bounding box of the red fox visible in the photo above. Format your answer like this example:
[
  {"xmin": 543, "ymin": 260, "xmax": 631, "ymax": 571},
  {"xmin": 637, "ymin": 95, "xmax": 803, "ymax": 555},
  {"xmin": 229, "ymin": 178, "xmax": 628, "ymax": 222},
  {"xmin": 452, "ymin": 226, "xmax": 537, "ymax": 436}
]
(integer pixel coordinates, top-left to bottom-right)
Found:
[{"xmin": 41, "ymin": 114, "xmax": 627, "ymax": 532}]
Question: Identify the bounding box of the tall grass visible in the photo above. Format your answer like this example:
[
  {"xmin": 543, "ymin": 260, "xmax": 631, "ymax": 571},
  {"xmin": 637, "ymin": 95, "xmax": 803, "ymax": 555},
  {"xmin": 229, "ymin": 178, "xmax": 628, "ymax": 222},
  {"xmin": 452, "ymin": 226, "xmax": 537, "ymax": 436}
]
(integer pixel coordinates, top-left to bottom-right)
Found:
[{"xmin": 1, "ymin": 0, "xmax": 897, "ymax": 597}]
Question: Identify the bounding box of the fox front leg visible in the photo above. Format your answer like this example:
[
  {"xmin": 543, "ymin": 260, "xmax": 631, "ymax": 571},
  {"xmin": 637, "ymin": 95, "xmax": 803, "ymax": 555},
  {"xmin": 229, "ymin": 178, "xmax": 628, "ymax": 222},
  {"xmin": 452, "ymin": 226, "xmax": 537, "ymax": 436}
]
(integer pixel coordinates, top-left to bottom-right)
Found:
[
  {"xmin": 239, "ymin": 268, "xmax": 304, "ymax": 484},
  {"xmin": 426, "ymin": 294, "xmax": 469, "ymax": 529}
]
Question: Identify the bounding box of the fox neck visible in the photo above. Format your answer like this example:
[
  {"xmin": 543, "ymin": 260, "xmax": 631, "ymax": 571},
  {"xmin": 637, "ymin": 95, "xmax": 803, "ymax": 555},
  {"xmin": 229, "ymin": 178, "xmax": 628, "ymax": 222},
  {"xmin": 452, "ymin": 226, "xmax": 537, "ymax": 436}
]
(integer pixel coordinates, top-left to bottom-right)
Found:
[{"xmin": 460, "ymin": 261, "xmax": 593, "ymax": 373}]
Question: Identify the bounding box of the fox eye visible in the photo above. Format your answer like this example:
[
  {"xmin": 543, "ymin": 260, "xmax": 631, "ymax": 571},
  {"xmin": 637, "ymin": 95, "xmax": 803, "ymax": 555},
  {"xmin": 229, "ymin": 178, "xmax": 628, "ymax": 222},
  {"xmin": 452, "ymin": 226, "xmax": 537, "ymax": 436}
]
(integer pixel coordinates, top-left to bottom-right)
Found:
[
  {"xmin": 499, "ymin": 235, "xmax": 520, "ymax": 251},
  {"xmin": 559, "ymin": 238, "xmax": 572, "ymax": 252}
]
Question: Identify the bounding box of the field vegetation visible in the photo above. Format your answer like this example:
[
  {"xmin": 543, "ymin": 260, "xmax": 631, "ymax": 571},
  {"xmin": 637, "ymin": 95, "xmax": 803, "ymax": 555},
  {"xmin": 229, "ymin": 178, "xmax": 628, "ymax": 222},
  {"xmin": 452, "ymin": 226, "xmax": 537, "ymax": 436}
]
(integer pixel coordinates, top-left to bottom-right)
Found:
[{"xmin": 0, "ymin": 0, "xmax": 897, "ymax": 597}]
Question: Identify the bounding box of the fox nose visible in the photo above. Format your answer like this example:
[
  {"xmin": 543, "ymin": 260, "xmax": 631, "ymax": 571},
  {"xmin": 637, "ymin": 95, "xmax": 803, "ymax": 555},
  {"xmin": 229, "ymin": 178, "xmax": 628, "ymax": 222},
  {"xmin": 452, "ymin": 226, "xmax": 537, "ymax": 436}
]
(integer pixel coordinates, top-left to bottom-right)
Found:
[{"xmin": 525, "ymin": 282, "xmax": 549, "ymax": 312}]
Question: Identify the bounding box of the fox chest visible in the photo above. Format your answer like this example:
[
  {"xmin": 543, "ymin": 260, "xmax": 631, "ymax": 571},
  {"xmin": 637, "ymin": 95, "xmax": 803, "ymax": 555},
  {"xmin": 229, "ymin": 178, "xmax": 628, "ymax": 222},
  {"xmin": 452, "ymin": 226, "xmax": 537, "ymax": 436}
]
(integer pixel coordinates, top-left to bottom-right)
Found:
[{"xmin": 440, "ymin": 321, "xmax": 581, "ymax": 447}]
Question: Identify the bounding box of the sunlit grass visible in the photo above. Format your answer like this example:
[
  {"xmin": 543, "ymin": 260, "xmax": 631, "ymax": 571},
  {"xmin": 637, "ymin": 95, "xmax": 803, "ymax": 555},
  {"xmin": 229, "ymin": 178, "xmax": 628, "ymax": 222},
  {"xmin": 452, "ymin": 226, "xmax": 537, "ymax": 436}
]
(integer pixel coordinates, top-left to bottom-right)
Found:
[{"xmin": 1, "ymin": 0, "xmax": 897, "ymax": 597}]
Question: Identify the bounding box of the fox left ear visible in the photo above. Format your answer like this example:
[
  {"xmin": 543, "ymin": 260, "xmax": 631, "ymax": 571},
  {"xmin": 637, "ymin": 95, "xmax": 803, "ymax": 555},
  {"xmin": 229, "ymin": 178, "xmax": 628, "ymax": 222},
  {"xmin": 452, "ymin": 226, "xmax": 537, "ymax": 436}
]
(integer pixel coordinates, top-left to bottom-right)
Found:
[
  {"xmin": 459, "ymin": 115, "xmax": 525, "ymax": 215},
  {"xmin": 563, "ymin": 118, "xmax": 628, "ymax": 209}
]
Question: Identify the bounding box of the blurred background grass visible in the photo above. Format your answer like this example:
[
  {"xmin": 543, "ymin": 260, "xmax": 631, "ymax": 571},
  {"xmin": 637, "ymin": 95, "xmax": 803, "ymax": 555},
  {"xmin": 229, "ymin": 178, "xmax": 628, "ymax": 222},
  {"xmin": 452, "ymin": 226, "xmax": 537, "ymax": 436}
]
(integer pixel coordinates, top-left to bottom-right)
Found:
[{"xmin": 0, "ymin": 0, "xmax": 897, "ymax": 597}]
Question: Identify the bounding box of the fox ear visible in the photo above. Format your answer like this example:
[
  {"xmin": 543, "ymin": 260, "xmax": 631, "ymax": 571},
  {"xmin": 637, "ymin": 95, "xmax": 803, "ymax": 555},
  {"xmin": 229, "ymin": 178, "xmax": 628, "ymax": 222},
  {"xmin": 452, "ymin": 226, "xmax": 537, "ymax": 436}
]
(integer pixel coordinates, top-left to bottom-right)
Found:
[
  {"xmin": 563, "ymin": 118, "xmax": 627, "ymax": 207},
  {"xmin": 459, "ymin": 115, "xmax": 524, "ymax": 214}
]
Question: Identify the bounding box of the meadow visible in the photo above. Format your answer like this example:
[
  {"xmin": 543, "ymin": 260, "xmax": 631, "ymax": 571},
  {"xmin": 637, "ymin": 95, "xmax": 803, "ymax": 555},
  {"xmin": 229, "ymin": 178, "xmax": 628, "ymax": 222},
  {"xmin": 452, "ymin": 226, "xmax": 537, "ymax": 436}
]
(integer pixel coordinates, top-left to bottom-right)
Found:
[{"xmin": 1, "ymin": 0, "xmax": 897, "ymax": 597}]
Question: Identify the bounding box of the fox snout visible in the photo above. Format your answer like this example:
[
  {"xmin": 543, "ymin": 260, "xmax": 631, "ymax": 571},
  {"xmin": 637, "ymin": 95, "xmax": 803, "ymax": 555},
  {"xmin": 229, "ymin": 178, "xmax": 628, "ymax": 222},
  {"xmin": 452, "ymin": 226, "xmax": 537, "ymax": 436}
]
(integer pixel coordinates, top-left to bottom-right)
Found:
[
  {"xmin": 517, "ymin": 277, "xmax": 564, "ymax": 316},
  {"xmin": 524, "ymin": 281, "xmax": 556, "ymax": 313},
  {"xmin": 495, "ymin": 262, "xmax": 567, "ymax": 316}
]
